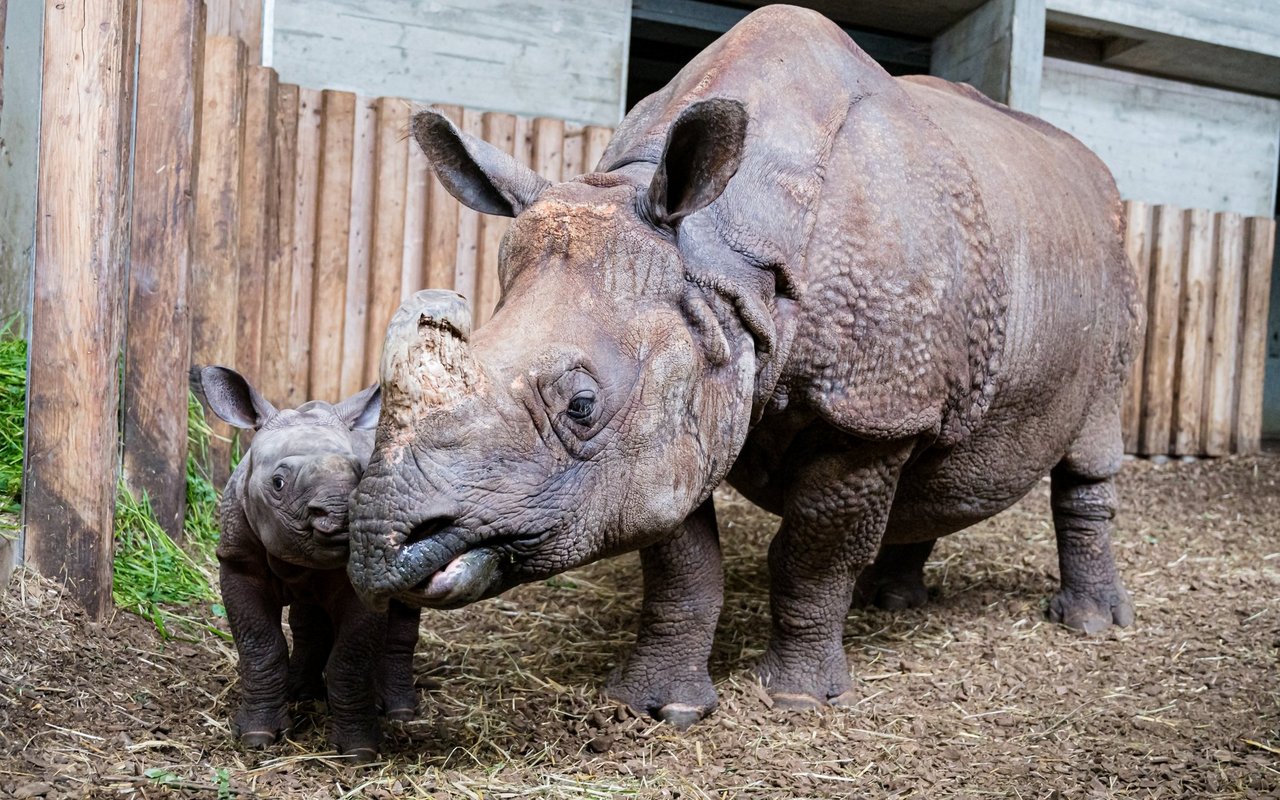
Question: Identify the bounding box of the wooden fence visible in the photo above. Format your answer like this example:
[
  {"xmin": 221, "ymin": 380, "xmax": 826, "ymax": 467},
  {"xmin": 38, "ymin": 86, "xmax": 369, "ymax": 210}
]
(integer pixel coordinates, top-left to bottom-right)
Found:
[
  {"xmin": 14, "ymin": 2, "xmax": 1279, "ymax": 617},
  {"xmin": 1120, "ymin": 201, "xmax": 1276, "ymax": 458}
]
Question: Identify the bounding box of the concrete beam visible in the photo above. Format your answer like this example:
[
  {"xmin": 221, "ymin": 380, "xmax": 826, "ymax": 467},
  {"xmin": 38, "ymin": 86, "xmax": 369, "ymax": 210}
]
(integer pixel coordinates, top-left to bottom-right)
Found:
[
  {"xmin": 931, "ymin": 0, "xmax": 1046, "ymax": 113},
  {"xmin": 0, "ymin": 0, "xmax": 43, "ymax": 323}
]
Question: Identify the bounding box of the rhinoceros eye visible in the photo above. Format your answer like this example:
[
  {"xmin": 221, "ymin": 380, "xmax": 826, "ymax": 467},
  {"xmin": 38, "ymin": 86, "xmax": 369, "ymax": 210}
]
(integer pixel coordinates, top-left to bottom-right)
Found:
[
  {"xmin": 566, "ymin": 391, "xmax": 596, "ymax": 423},
  {"xmin": 271, "ymin": 474, "xmax": 286, "ymax": 492}
]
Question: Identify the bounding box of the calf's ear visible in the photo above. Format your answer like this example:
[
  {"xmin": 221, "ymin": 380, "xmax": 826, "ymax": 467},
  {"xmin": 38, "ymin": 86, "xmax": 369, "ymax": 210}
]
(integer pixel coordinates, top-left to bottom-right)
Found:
[
  {"xmin": 337, "ymin": 384, "xmax": 381, "ymax": 430},
  {"xmin": 648, "ymin": 98, "xmax": 748, "ymax": 228},
  {"xmin": 196, "ymin": 366, "xmax": 277, "ymax": 430},
  {"xmin": 413, "ymin": 109, "xmax": 550, "ymax": 217}
]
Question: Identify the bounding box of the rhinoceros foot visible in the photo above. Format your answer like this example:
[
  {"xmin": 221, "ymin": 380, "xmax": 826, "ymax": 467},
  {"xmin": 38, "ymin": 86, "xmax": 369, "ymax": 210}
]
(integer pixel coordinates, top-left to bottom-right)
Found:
[
  {"xmin": 754, "ymin": 643, "xmax": 854, "ymax": 712},
  {"xmin": 330, "ymin": 718, "xmax": 381, "ymax": 763},
  {"xmin": 233, "ymin": 704, "xmax": 291, "ymax": 750},
  {"xmin": 851, "ymin": 569, "xmax": 929, "ymax": 611},
  {"xmin": 604, "ymin": 665, "xmax": 718, "ymax": 730},
  {"xmin": 1047, "ymin": 578, "xmax": 1134, "ymax": 635}
]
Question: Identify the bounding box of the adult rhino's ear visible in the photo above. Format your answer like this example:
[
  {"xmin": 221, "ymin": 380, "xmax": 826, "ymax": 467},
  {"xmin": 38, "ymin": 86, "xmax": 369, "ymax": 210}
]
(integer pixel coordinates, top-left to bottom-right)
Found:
[
  {"xmin": 648, "ymin": 98, "xmax": 748, "ymax": 228},
  {"xmin": 412, "ymin": 109, "xmax": 550, "ymax": 217},
  {"xmin": 336, "ymin": 383, "xmax": 381, "ymax": 430},
  {"xmin": 196, "ymin": 365, "xmax": 277, "ymax": 430}
]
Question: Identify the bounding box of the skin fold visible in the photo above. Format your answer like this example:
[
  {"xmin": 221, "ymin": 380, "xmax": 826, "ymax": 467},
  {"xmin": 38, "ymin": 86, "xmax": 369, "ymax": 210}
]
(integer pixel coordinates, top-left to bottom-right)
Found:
[
  {"xmin": 347, "ymin": 4, "xmax": 1142, "ymax": 727},
  {"xmin": 200, "ymin": 366, "xmax": 421, "ymax": 760}
]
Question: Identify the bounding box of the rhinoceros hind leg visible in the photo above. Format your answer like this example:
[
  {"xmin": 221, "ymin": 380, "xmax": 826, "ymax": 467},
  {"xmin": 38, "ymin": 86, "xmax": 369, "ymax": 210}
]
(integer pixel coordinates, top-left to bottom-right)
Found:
[
  {"xmin": 1047, "ymin": 423, "xmax": 1134, "ymax": 634},
  {"xmin": 286, "ymin": 603, "xmax": 333, "ymax": 703},
  {"xmin": 604, "ymin": 499, "xmax": 723, "ymax": 729},
  {"xmin": 851, "ymin": 539, "xmax": 935, "ymax": 611}
]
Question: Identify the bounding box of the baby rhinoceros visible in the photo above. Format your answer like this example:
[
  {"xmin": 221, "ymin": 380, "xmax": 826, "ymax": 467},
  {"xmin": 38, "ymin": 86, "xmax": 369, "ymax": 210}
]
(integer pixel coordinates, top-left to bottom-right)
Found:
[{"xmin": 197, "ymin": 366, "xmax": 421, "ymax": 761}]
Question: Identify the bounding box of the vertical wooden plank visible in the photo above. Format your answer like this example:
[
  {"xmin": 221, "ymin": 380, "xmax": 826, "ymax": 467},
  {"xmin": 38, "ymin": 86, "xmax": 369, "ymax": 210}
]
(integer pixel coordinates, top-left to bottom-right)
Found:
[
  {"xmin": 1139, "ymin": 205, "xmax": 1184, "ymax": 457},
  {"xmin": 340, "ymin": 97, "xmax": 376, "ymax": 398},
  {"xmin": 424, "ymin": 104, "xmax": 462, "ymax": 289},
  {"xmin": 1172, "ymin": 208, "xmax": 1214, "ymax": 456},
  {"xmin": 532, "ymin": 117, "xmax": 565, "ymax": 182},
  {"xmin": 402, "ymin": 106, "xmax": 430, "ymax": 299},
  {"xmin": 363, "ymin": 97, "xmax": 410, "ymax": 387},
  {"xmin": 1120, "ymin": 201, "xmax": 1151, "ymax": 454},
  {"xmin": 475, "ymin": 112, "xmax": 517, "ymax": 326},
  {"xmin": 452, "ymin": 108, "xmax": 484, "ymax": 306},
  {"xmin": 583, "ymin": 125, "xmax": 612, "ymax": 172},
  {"xmin": 190, "ymin": 36, "xmax": 247, "ymax": 484},
  {"xmin": 1235, "ymin": 217, "xmax": 1276, "ymax": 454},
  {"xmin": 562, "ymin": 123, "xmax": 585, "ymax": 181},
  {"xmin": 123, "ymin": 0, "xmax": 204, "ymax": 541},
  {"xmin": 309, "ymin": 89, "xmax": 355, "ymax": 402},
  {"xmin": 25, "ymin": 0, "xmax": 138, "ymax": 617},
  {"xmin": 235, "ymin": 66, "xmax": 278, "ymax": 388},
  {"xmin": 1203, "ymin": 213, "xmax": 1245, "ymax": 457},
  {"xmin": 206, "ymin": 0, "xmax": 263, "ymax": 65},
  {"xmin": 260, "ymin": 83, "xmax": 299, "ymax": 407},
  {"xmin": 288, "ymin": 88, "xmax": 321, "ymax": 403}
]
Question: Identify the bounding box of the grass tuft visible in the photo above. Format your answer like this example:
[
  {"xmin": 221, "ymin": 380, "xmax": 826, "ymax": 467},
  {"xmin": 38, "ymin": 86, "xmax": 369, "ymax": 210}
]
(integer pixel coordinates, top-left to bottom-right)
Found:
[{"xmin": 0, "ymin": 317, "xmax": 25, "ymax": 521}]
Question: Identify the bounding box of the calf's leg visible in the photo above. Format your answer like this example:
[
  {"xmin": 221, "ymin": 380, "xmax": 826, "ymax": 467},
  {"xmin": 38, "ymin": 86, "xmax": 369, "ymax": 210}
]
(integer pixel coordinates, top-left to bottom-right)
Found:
[
  {"xmin": 286, "ymin": 602, "xmax": 332, "ymax": 703},
  {"xmin": 378, "ymin": 601, "xmax": 421, "ymax": 721}
]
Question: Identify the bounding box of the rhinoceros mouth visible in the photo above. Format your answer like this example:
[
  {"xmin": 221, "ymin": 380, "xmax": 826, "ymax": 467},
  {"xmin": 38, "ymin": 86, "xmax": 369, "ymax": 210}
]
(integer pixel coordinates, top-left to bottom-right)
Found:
[{"xmin": 399, "ymin": 547, "xmax": 504, "ymax": 609}]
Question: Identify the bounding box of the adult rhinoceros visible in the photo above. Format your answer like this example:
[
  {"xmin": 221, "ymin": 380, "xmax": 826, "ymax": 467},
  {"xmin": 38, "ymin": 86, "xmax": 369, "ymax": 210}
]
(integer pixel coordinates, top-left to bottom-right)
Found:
[{"xmin": 348, "ymin": 4, "xmax": 1141, "ymax": 726}]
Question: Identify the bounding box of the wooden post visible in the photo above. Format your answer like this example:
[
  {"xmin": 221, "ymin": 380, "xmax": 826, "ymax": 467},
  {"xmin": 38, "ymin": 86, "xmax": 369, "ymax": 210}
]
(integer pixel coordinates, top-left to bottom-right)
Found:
[
  {"xmin": 288, "ymin": 88, "xmax": 321, "ymax": 402},
  {"xmin": 1235, "ymin": 216, "xmax": 1276, "ymax": 454},
  {"xmin": 25, "ymin": 0, "xmax": 138, "ymax": 617},
  {"xmin": 532, "ymin": 117, "xmax": 566, "ymax": 182},
  {"xmin": 452, "ymin": 109, "xmax": 484, "ymax": 306},
  {"xmin": 562, "ymin": 123, "xmax": 585, "ymax": 181},
  {"xmin": 475, "ymin": 112, "xmax": 517, "ymax": 326},
  {"xmin": 191, "ymin": 36, "xmax": 247, "ymax": 484},
  {"xmin": 1203, "ymin": 213, "xmax": 1245, "ymax": 457},
  {"xmin": 235, "ymin": 66, "xmax": 278, "ymax": 388},
  {"xmin": 583, "ymin": 126, "xmax": 612, "ymax": 172},
  {"xmin": 1120, "ymin": 201, "xmax": 1151, "ymax": 454},
  {"xmin": 402, "ymin": 110, "xmax": 430, "ymax": 300},
  {"xmin": 1172, "ymin": 209, "xmax": 1214, "ymax": 456},
  {"xmin": 123, "ymin": 0, "xmax": 205, "ymax": 541},
  {"xmin": 340, "ymin": 98, "xmax": 376, "ymax": 398},
  {"xmin": 1139, "ymin": 205, "xmax": 1184, "ymax": 457},
  {"xmin": 207, "ymin": 0, "xmax": 263, "ymax": 65},
  {"xmin": 364, "ymin": 97, "xmax": 410, "ymax": 386},
  {"xmin": 260, "ymin": 83, "xmax": 299, "ymax": 407},
  {"xmin": 309, "ymin": 89, "xmax": 356, "ymax": 402},
  {"xmin": 425, "ymin": 105, "xmax": 462, "ymax": 289}
]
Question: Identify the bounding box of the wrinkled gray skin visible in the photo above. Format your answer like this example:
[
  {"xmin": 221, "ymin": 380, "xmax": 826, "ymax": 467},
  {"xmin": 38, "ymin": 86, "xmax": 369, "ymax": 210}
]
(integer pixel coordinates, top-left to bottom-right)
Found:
[
  {"xmin": 349, "ymin": 5, "xmax": 1141, "ymax": 728},
  {"xmin": 201, "ymin": 366, "xmax": 421, "ymax": 760}
]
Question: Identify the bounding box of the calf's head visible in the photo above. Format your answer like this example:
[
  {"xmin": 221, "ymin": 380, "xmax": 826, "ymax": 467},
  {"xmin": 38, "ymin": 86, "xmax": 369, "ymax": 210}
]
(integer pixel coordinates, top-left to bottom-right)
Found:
[
  {"xmin": 349, "ymin": 99, "xmax": 764, "ymax": 609},
  {"xmin": 200, "ymin": 366, "xmax": 381, "ymax": 569}
]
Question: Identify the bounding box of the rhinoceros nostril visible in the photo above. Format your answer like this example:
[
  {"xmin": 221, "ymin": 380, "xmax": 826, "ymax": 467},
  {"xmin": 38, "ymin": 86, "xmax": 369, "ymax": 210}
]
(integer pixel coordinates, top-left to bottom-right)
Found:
[{"xmin": 404, "ymin": 516, "xmax": 454, "ymax": 547}]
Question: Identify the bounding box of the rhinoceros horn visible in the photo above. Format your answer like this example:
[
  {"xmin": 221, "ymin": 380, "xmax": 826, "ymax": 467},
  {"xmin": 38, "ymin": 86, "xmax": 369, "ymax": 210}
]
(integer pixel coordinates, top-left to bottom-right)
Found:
[{"xmin": 380, "ymin": 290, "xmax": 484, "ymax": 428}]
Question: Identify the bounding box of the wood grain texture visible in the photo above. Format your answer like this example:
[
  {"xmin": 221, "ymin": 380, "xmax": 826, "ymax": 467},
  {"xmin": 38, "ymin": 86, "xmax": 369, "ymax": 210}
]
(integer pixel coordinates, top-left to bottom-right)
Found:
[
  {"xmin": 1172, "ymin": 208, "xmax": 1214, "ymax": 455},
  {"xmin": 1139, "ymin": 205, "xmax": 1184, "ymax": 456},
  {"xmin": 1120, "ymin": 201, "xmax": 1151, "ymax": 453},
  {"xmin": 364, "ymin": 97, "xmax": 410, "ymax": 386},
  {"xmin": 123, "ymin": 0, "xmax": 204, "ymax": 541},
  {"xmin": 583, "ymin": 125, "xmax": 612, "ymax": 172},
  {"xmin": 532, "ymin": 116, "xmax": 565, "ymax": 182},
  {"xmin": 235, "ymin": 66, "xmax": 278, "ymax": 387},
  {"xmin": 261, "ymin": 83, "xmax": 299, "ymax": 406},
  {"xmin": 288, "ymin": 87, "xmax": 321, "ymax": 401},
  {"xmin": 309, "ymin": 89, "xmax": 355, "ymax": 402},
  {"xmin": 1235, "ymin": 216, "xmax": 1276, "ymax": 454},
  {"xmin": 424, "ymin": 104, "xmax": 462, "ymax": 290},
  {"xmin": 339, "ymin": 97, "xmax": 376, "ymax": 398},
  {"xmin": 190, "ymin": 36, "xmax": 246, "ymax": 484},
  {"xmin": 25, "ymin": 0, "xmax": 138, "ymax": 617},
  {"xmin": 402, "ymin": 117, "xmax": 430, "ymax": 299},
  {"xmin": 1202, "ymin": 212, "xmax": 1245, "ymax": 456},
  {"xmin": 475, "ymin": 112, "xmax": 516, "ymax": 326},
  {"xmin": 452, "ymin": 108, "xmax": 484, "ymax": 307},
  {"xmin": 206, "ymin": 0, "xmax": 263, "ymax": 64},
  {"xmin": 562, "ymin": 123, "xmax": 585, "ymax": 180}
]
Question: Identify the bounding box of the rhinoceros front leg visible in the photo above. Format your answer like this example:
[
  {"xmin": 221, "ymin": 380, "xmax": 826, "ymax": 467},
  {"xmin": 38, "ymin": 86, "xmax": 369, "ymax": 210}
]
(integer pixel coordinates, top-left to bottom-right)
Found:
[
  {"xmin": 220, "ymin": 564, "xmax": 291, "ymax": 748},
  {"xmin": 377, "ymin": 600, "xmax": 421, "ymax": 721},
  {"xmin": 757, "ymin": 441, "xmax": 913, "ymax": 709},
  {"xmin": 286, "ymin": 602, "xmax": 332, "ymax": 703},
  {"xmin": 605, "ymin": 497, "xmax": 722, "ymax": 729},
  {"xmin": 324, "ymin": 601, "xmax": 385, "ymax": 760}
]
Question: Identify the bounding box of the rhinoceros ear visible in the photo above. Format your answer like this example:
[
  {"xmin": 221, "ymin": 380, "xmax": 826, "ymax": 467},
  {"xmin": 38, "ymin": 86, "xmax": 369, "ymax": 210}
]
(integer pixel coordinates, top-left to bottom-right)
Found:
[
  {"xmin": 648, "ymin": 98, "xmax": 748, "ymax": 228},
  {"xmin": 336, "ymin": 383, "xmax": 381, "ymax": 430},
  {"xmin": 412, "ymin": 109, "xmax": 550, "ymax": 217},
  {"xmin": 195, "ymin": 365, "xmax": 277, "ymax": 430}
]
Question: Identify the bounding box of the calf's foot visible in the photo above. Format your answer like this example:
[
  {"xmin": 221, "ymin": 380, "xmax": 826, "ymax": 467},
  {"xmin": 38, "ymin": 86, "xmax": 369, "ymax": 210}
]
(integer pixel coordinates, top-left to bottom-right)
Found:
[{"xmin": 233, "ymin": 704, "xmax": 291, "ymax": 749}]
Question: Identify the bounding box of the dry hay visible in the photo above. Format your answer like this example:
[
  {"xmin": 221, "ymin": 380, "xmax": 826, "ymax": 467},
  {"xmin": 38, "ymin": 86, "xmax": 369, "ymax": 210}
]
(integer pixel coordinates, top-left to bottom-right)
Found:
[{"xmin": 1, "ymin": 456, "xmax": 1278, "ymax": 798}]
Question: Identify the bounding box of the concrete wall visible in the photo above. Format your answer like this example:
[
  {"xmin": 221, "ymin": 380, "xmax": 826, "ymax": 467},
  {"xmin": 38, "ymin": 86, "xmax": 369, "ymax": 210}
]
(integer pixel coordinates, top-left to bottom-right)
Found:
[
  {"xmin": 1046, "ymin": 0, "xmax": 1280, "ymax": 58},
  {"xmin": 1039, "ymin": 57, "xmax": 1280, "ymax": 217},
  {"xmin": 0, "ymin": 0, "xmax": 42, "ymax": 323},
  {"xmin": 270, "ymin": 0, "xmax": 631, "ymax": 126},
  {"xmin": 932, "ymin": 0, "xmax": 1044, "ymax": 113}
]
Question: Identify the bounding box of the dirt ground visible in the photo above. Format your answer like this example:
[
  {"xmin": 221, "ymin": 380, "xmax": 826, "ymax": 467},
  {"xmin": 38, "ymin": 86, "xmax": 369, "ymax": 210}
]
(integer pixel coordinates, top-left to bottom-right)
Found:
[{"xmin": 1, "ymin": 456, "xmax": 1278, "ymax": 798}]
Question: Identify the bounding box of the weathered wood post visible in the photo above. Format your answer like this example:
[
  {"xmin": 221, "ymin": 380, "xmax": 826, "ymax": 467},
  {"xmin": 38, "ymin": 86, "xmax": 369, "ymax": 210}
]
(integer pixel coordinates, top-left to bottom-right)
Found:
[
  {"xmin": 123, "ymin": 0, "xmax": 205, "ymax": 541},
  {"xmin": 24, "ymin": 0, "xmax": 139, "ymax": 617}
]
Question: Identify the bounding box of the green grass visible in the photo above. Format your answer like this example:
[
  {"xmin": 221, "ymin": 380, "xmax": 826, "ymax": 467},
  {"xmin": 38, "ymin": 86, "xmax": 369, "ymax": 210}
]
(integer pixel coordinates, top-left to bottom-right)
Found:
[{"xmin": 0, "ymin": 317, "xmax": 226, "ymax": 634}]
